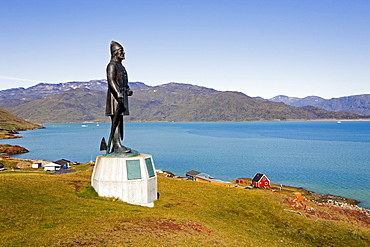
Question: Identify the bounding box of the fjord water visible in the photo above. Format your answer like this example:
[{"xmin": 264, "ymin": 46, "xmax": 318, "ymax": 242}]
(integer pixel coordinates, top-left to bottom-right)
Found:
[{"xmin": 2, "ymin": 121, "xmax": 369, "ymax": 209}]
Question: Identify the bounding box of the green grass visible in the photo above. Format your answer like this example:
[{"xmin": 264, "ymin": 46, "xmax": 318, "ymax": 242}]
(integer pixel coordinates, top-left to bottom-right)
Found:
[
  {"xmin": 0, "ymin": 171, "xmax": 369, "ymax": 246},
  {"xmin": 71, "ymin": 162, "xmax": 94, "ymax": 171}
]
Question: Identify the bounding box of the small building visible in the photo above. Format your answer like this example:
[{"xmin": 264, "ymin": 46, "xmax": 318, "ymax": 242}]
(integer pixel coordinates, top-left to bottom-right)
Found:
[
  {"xmin": 53, "ymin": 159, "xmax": 71, "ymax": 169},
  {"xmin": 252, "ymin": 173, "xmax": 270, "ymax": 188},
  {"xmin": 44, "ymin": 159, "xmax": 71, "ymax": 171},
  {"xmin": 32, "ymin": 163, "xmax": 42, "ymax": 168},
  {"xmin": 44, "ymin": 163, "xmax": 61, "ymax": 171},
  {"xmin": 186, "ymin": 170, "xmax": 201, "ymax": 180},
  {"xmin": 186, "ymin": 170, "xmax": 234, "ymax": 187}
]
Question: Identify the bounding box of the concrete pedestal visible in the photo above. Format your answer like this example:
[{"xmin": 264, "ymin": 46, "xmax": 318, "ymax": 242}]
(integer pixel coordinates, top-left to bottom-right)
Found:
[{"xmin": 91, "ymin": 154, "xmax": 157, "ymax": 207}]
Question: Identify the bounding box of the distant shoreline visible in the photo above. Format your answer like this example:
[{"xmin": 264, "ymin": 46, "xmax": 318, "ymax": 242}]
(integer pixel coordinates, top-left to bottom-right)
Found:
[{"xmin": 35, "ymin": 119, "xmax": 370, "ymax": 124}]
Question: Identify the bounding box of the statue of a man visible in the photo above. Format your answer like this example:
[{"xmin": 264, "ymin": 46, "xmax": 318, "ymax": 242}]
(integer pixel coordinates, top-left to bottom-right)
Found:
[{"xmin": 105, "ymin": 41, "xmax": 133, "ymax": 153}]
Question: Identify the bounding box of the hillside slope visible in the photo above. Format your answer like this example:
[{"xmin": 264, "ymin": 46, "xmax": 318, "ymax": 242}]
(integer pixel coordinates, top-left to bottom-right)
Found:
[
  {"xmin": 8, "ymin": 89, "xmax": 107, "ymax": 123},
  {"xmin": 0, "ymin": 171, "xmax": 369, "ymax": 246},
  {"xmin": 0, "ymin": 108, "xmax": 43, "ymax": 138}
]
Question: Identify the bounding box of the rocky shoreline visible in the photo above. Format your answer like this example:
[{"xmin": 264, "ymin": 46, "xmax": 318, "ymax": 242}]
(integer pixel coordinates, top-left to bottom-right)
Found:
[
  {"xmin": 0, "ymin": 125, "xmax": 45, "ymax": 139},
  {"xmin": 302, "ymin": 188, "xmax": 360, "ymax": 205},
  {"xmin": 298, "ymin": 188, "xmax": 370, "ymax": 215},
  {"xmin": 2, "ymin": 129, "xmax": 22, "ymax": 139},
  {"xmin": 0, "ymin": 144, "xmax": 29, "ymax": 155}
]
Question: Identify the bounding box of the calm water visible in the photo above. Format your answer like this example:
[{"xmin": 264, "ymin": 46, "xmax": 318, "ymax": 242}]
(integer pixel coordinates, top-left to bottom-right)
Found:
[{"xmin": 1, "ymin": 121, "xmax": 370, "ymax": 208}]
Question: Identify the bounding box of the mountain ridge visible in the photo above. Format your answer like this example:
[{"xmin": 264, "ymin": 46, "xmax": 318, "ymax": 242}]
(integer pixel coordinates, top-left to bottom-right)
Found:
[
  {"xmin": 0, "ymin": 80, "xmax": 149, "ymax": 109},
  {"xmin": 3, "ymin": 81, "xmax": 368, "ymax": 123},
  {"xmin": 0, "ymin": 80, "xmax": 368, "ymax": 123},
  {"xmin": 269, "ymin": 94, "xmax": 370, "ymax": 115}
]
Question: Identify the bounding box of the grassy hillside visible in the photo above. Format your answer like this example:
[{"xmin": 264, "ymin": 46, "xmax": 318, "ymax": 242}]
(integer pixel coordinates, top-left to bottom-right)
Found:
[
  {"xmin": 0, "ymin": 108, "xmax": 43, "ymax": 138},
  {"xmin": 0, "ymin": 171, "xmax": 368, "ymax": 246}
]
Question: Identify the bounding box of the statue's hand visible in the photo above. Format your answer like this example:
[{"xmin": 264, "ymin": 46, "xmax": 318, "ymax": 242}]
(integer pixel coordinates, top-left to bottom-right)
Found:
[
  {"xmin": 117, "ymin": 97, "xmax": 124, "ymax": 104},
  {"xmin": 127, "ymin": 89, "xmax": 133, "ymax": 96}
]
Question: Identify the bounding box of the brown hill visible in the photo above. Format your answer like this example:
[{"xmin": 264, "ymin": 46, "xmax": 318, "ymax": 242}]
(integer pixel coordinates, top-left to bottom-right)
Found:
[{"xmin": 0, "ymin": 108, "xmax": 44, "ymax": 138}]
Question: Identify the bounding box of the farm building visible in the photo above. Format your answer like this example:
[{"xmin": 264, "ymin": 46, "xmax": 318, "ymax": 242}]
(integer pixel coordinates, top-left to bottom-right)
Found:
[
  {"xmin": 186, "ymin": 170, "xmax": 234, "ymax": 187},
  {"xmin": 186, "ymin": 170, "xmax": 201, "ymax": 180},
  {"xmin": 44, "ymin": 163, "xmax": 61, "ymax": 171},
  {"xmin": 44, "ymin": 159, "xmax": 71, "ymax": 171},
  {"xmin": 53, "ymin": 159, "xmax": 71, "ymax": 169},
  {"xmin": 252, "ymin": 173, "xmax": 270, "ymax": 188},
  {"xmin": 32, "ymin": 163, "xmax": 42, "ymax": 168}
]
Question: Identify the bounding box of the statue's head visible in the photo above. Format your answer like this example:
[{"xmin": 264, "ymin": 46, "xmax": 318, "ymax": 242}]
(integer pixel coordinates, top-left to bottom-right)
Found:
[{"xmin": 110, "ymin": 41, "xmax": 125, "ymax": 60}]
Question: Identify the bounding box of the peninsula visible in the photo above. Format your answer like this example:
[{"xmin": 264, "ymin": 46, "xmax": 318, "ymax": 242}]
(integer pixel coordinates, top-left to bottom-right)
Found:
[{"xmin": 0, "ymin": 107, "xmax": 43, "ymax": 139}]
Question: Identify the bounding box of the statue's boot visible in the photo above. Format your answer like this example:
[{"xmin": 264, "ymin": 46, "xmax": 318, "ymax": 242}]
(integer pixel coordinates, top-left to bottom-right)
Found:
[
  {"xmin": 112, "ymin": 143, "xmax": 131, "ymax": 153},
  {"xmin": 110, "ymin": 122, "xmax": 131, "ymax": 153}
]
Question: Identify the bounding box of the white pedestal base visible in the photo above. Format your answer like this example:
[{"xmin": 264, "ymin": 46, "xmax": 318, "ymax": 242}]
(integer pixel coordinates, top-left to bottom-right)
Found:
[{"xmin": 91, "ymin": 154, "xmax": 157, "ymax": 207}]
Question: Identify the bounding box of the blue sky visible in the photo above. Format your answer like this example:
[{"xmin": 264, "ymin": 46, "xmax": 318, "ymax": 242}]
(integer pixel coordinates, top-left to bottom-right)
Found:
[{"xmin": 0, "ymin": 0, "xmax": 369, "ymax": 98}]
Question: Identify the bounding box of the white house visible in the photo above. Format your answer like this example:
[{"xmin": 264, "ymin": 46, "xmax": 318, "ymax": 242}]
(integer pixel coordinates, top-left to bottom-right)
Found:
[
  {"xmin": 44, "ymin": 159, "xmax": 72, "ymax": 171},
  {"xmin": 32, "ymin": 163, "xmax": 42, "ymax": 168},
  {"xmin": 44, "ymin": 163, "xmax": 61, "ymax": 171},
  {"xmin": 53, "ymin": 159, "xmax": 71, "ymax": 169}
]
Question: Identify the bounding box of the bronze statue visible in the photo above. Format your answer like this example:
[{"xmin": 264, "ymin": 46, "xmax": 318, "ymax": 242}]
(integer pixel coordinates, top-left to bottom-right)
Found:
[{"xmin": 101, "ymin": 41, "xmax": 133, "ymax": 154}]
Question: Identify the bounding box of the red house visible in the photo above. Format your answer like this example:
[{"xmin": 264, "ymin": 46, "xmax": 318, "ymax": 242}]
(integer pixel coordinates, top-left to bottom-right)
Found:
[
  {"xmin": 236, "ymin": 179, "xmax": 247, "ymax": 184},
  {"xmin": 252, "ymin": 173, "xmax": 270, "ymax": 188}
]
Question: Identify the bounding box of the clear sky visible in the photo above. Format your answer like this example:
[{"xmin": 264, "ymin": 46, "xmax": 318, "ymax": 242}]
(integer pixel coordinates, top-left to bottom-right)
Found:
[{"xmin": 1, "ymin": 0, "xmax": 369, "ymax": 99}]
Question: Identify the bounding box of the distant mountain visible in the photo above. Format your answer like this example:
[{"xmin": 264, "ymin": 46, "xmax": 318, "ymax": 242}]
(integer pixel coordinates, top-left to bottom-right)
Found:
[
  {"xmin": 270, "ymin": 94, "xmax": 370, "ymax": 115},
  {"xmin": 4, "ymin": 81, "xmax": 367, "ymax": 123},
  {"xmin": 0, "ymin": 80, "xmax": 149, "ymax": 109},
  {"xmin": 127, "ymin": 83, "xmax": 365, "ymax": 122},
  {"xmin": 8, "ymin": 89, "xmax": 107, "ymax": 123}
]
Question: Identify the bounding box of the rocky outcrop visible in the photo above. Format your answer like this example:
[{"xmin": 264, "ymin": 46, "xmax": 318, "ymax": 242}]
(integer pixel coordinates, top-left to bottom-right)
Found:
[
  {"xmin": 0, "ymin": 144, "xmax": 29, "ymax": 154},
  {"xmin": 2, "ymin": 129, "xmax": 21, "ymax": 139}
]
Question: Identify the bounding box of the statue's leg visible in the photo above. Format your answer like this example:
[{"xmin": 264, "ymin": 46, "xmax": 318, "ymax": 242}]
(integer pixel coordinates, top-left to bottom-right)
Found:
[{"xmin": 111, "ymin": 116, "xmax": 131, "ymax": 153}]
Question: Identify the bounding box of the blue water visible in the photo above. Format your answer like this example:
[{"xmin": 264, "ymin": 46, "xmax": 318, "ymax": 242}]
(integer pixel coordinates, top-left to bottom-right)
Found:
[{"xmin": 1, "ymin": 121, "xmax": 369, "ymax": 209}]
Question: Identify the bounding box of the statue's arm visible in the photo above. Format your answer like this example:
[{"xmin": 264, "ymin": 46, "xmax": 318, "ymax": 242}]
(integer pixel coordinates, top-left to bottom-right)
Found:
[
  {"xmin": 127, "ymin": 86, "xmax": 133, "ymax": 96},
  {"xmin": 107, "ymin": 64, "xmax": 123, "ymax": 101},
  {"xmin": 124, "ymin": 70, "xmax": 133, "ymax": 96}
]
